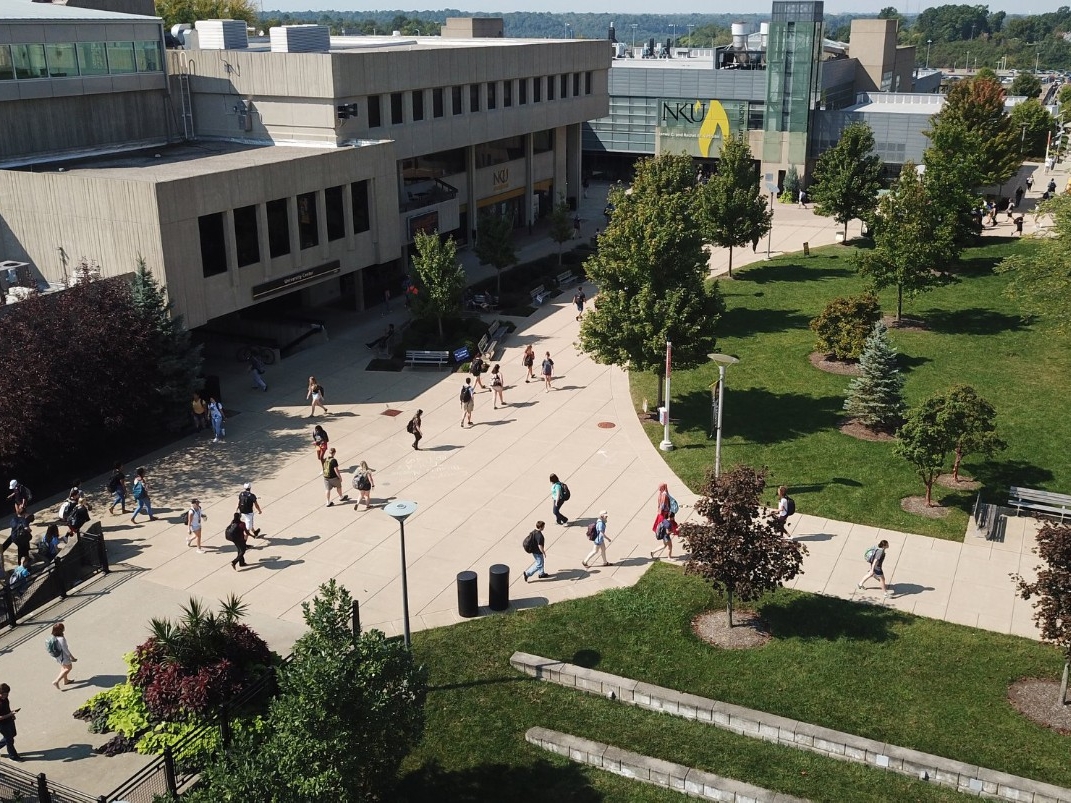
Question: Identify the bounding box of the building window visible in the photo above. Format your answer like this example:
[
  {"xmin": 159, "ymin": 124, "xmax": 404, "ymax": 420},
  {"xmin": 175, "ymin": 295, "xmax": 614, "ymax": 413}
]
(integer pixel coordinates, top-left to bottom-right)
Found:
[
  {"xmin": 433, "ymin": 87, "xmax": 444, "ymax": 118},
  {"xmin": 487, "ymin": 82, "xmax": 496, "ymax": 110},
  {"xmin": 390, "ymin": 92, "xmax": 403, "ymax": 125},
  {"xmin": 547, "ymin": 76, "xmax": 555, "ymax": 101},
  {"xmin": 198, "ymin": 213, "xmax": 227, "ymax": 277},
  {"xmin": 560, "ymin": 74, "xmax": 568, "ymax": 98},
  {"xmin": 232, "ymin": 205, "xmax": 260, "ymax": 267},
  {"xmin": 573, "ymin": 73, "xmax": 580, "ymax": 96},
  {"xmin": 503, "ymin": 80, "xmax": 512, "ymax": 107},
  {"xmin": 0, "ymin": 47, "xmax": 13, "ymax": 81},
  {"xmin": 76, "ymin": 42, "xmax": 107, "ymax": 76},
  {"xmin": 351, "ymin": 181, "xmax": 370, "ymax": 233},
  {"xmin": 533, "ymin": 76, "xmax": 542, "ymax": 103},
  {"xmin": 297, "ymin": 192, "xmax": 319, "ymax": 249},
  {"xmin": 266, "ymin": 198, "xmax": 290, "ymax": 258},
  {"xmin": 135, "ymin": 41, "xmax": 161, "ymax": 72},
  {"xmin": 518, "ymin": 77, "xmax": 527, "ymax": 105},
  {"xmin": 106, "ymin": 41, "xmax": 135, "ymax": 74},
  {"xmin": 532, "ymin": 128, "xmax": 553, "ymax": 154},
  {"xmin": 367, "ymin": 95, "xmax": 381, "ymax": 128},
  {"xmin": 451, "ymin": 85, "xmax": 463, "ymax": 115},
  {"xmin": 412, "ymin": 90, "xmax": 424, "ymax": 121},
  {"xmin": 469, "ymin": 84, "xmax": 480, "ymax": 112},
  {"xmin": 585, "ymin": 71, "xmax": 592, "ymax": 94},
  {"xmin": 46, "ymin": 43, "xmax": 78, "ymax": 77},
  {"xmin": 12, "ymin": 44, "xmax": 47, "ymax": 79},
  {"xmin": 325, "ymin": 186, "xmax": 345, "ymax": 241}
]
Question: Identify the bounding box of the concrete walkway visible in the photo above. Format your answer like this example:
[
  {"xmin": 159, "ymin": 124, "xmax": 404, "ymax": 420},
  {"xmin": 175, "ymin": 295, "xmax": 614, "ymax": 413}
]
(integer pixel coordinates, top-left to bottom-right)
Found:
[{"xmin": 0, "ymin": 169, "xmax": 1051, "ymax": 796}]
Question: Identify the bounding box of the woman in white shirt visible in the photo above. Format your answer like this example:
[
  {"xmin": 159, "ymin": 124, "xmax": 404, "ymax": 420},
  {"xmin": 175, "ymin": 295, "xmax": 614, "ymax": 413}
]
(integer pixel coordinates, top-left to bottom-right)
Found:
[
  {"xmin": 186, "ymin": 499, "xmax": 206, "ymax": 553},
  {"xmin": 50, "ymin": 622, "xmax": 77, "ymax": 690}
]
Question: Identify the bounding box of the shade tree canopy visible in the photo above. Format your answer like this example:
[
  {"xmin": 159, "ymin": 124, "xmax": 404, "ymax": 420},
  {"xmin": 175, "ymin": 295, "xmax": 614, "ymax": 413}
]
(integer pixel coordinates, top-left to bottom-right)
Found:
[{"xmin": 808, "ymin": 122, "xmax": 885, "ymax": 239}]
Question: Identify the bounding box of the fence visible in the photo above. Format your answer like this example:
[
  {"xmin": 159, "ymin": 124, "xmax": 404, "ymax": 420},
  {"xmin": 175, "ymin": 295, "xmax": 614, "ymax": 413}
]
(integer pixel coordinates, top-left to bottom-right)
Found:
[{"xmin": 0, "ymin": 762, "xmax": 104, "ymax": 803}]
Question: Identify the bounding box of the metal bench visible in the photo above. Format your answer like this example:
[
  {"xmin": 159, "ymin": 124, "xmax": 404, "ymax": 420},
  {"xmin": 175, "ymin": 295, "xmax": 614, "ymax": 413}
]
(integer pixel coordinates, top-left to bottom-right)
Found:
[
  {"xmin": 1008, "ymin": 486, "xmax": 1071, "ymax": 522},
  {"xmin": 405, "ymin": 350, "xmax": 451, "ymax": 369},
  {"xmin": 556, "ymin": 270, "xmax": 578, "ymax": 287},
  {"xmin": 530, "ymin": 284, "xmax": 550, "ymax": 305},
  {"xmin": 476, "ymin": 320, "xmax": 509, "ymax": 361}
]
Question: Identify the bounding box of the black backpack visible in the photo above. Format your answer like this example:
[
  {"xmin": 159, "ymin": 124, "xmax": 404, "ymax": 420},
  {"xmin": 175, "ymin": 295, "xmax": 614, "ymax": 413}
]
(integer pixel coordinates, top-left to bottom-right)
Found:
[
  {"xmin": 785, "ymin": 497, "xmax": 796, "ymax": 516},
  {"xmin": 460, "ymin": 385, "xmax": 473, "ymax": 403},
  {"xmin": 522, "ymin": 530, "xmax": 539, "ymax": 553},
  {"xmin": 406, "ymin": 418, "xmax": 417, "ymax": 434},
  {"xmin": 225, "ymin": 522, "xmax": 243, "ymax": 542},
  {"xmin": 558, "ymin": 482, "xmax": 571, "ymax": 502},
  {"xmin": 107, "ymin": 473, "xmax": 122, "ymax": 493},
  {"xmin": 471, "ymin": 358, "xmax": 483, "ymax": 375},
  {"xmin": 238, "ymin": 491, "xmax": 254, "ymax": 514}
]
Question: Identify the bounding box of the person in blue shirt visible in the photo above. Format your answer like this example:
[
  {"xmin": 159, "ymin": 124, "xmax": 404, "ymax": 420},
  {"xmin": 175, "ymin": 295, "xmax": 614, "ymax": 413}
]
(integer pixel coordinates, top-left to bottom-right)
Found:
[{"xmin": 582, "ymin": 511, "xmax": 613, "ymax": 568}]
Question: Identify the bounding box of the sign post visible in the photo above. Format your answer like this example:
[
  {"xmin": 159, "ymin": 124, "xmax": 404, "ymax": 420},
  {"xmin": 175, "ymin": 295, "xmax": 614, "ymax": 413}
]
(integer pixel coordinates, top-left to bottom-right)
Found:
[{"xmin": 659, "ymin": 341, "xmax": 674, "ymax": 451}]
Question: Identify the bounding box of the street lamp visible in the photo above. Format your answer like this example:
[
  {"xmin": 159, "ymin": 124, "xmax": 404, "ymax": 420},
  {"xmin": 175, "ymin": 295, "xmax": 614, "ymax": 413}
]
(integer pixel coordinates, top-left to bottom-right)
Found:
[
  {"xmin": 926, "ymin": 39, "xmax": 932, "ymax": 70},
  {"xmin": 708, "ymin": 353, "xmax": 739, "ymax": 478},
  {"xmin": 565, "ymin": 23, "xmax": 571, "ymax": 39},
  {"xmin": 383, "ymin": 500, "xmax": 417, "ymax": 649},
  {"xmin": 630, "ymin": 23, "xmax": 638, "ymax": 55},
  {"xmin": 659, "ymin": 341, "xmax": 674, "ymax": 452},
  {"xmin": 1036, "ymin": 51, "xmax": 1041, "ymax": 75}
]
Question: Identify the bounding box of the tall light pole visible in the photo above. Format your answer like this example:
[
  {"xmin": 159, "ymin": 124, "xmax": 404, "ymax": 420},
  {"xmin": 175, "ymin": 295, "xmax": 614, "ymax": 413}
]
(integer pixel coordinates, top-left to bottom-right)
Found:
[
  {"xmin": 383, "ymin": 500, "xmax": 417, "ymax": 648},
  {"xmin": 565, "ymin": 22, "xmax": 571, "ymax": 39},
  {"xmin": 659, "ymin": 341, "xmax": 674, "ymax": 452},
  {"xmin": 926, "ymin": 39, "xmax": 932, "ymax": 69},
  {"xmin": 687, "ymin": 23, "xmax": 694, "ymax": 50},
  {"xmin": 709, "ymin": 354, "xmax": 739, "ymax": 478},
  {"xmin": 630, "ymin": 23, "xmax": 638, "ymax": 55},
  {"xmin": 1036, "ymin": 51, "xmax": 1041, "ymax": 75}
]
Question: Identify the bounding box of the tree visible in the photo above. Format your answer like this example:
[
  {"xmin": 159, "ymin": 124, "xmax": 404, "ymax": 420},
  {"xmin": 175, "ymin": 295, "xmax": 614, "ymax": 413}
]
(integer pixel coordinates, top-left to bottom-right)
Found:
[
  {"xmin": 680, "ymin": 465, "xmax": 806, "ymax": 627},
  {"xmin": 155, "ymin": 0, "xmax": 258, "ymax": 28},
  {"xmin": 1010, "ymin": 72, "xmax": 1043, "ymax": 99},
  {"xmin": 548, "ymin": 193, "xmax": 574, "ymax": 266},
  {"xmin": 921, "ymin": 123, "xmax": 984, "ymax": 250},
  {"xmin": 854, "ymin": 163, "xmax": 954, "ymax": 322},
  {"xmin": 941, "ymin": 384, "xmax": 1006, "ymax": 481},
  {"xmin": 410, "ymin": 230, "xmax": 465, "ymax": 341},
  {"xmin": 1013, "ymin": 524, "xmax": 1071, "ymax": 706},
  {"xmin": 1009, "ymin": 99, "xmax": 1056, "ymax": 159},
  {"xmin": 997, "ymin": 194, "xmax": 1071, "ymax": 333},
  {"xmin": 809, "ymin": 291, "xmax": 881, "ymax": 361},
  {"xmin": 474, "ymin": 212, "xmax": 517, "ymax": 296},
  {"xmin": 579, "ymin": 153, "xmax": 725, "ymax": 395},
  {"xmin": 894, "ymin": 396, "xmax": 950, "ymax": 506},
  {"xmin": 808, "ymin": 122, "xmax": 885, "ymax": 239},
  {"xmin": 782, "ymin": 164, "xmax": 801, "ymax": 202},
  {"xmin": 843, "ymin": 321, "xmax": 905, "ymax": 433},
  {"xmin": 697, "ymin": 134, "xmax": 771, "ymax": 277}
]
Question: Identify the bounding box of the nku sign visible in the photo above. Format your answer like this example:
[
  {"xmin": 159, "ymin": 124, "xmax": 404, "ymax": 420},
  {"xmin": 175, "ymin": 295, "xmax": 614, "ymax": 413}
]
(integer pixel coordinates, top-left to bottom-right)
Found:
[{"xmin": 656, "ymin": 99, "xmax": 741, "ymax": 159}]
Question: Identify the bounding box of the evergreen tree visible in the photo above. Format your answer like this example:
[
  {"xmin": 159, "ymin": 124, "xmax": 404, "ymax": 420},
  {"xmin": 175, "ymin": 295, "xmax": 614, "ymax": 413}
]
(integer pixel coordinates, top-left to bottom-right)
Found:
[
  {"xmin": 808, "ymin": 121, "xmax": 885, "ymax": 239},
  {"xmin": 548, "ymin": 193, "xmax": 574, "ymax": 266},
  {"xmin": 843, "ymin": 321, "xmax": 905, "ymax": 432},
  {"xmin": 698, "ymin": 134, "xmax": 771, "ymax": 277},
  {"xmin": 410, "ymin": 230, "xmax": 465, "ymax": 341},
  {"xmin": 474, "ymin": 213, "xmax": 517, "ymax": 297},
  {"xmin": 782, "ymin": 164, "xmax": 801, "ymax": 202}
]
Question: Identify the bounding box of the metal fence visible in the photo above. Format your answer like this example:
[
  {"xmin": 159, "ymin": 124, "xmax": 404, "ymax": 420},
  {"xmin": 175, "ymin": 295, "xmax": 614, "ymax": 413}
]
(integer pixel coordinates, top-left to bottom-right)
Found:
[{"xmin": 0, "ymin": 762, "xmax": 103, "ymax": 803}]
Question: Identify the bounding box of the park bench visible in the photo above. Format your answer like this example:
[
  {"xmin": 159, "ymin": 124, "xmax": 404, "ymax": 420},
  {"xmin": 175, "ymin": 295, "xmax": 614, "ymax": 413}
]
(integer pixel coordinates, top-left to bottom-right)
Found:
[
  {"xmin": 556, "ymin": 270, "xmax": 578, "ymax": 288},
  {"xmin": 1008, "ymin": 486, "xmax": 1071, "ymax": 522},
  {"xmin": 476, "ymin": 320, "xmax": 509, "ymax": 361},
  {"xmin": 405, "ymin": 350, "xmax": 451, "ymax": 369},
  {"xmin": 530, "ymin": 284, "xmax": 550, "ymax": 305}
]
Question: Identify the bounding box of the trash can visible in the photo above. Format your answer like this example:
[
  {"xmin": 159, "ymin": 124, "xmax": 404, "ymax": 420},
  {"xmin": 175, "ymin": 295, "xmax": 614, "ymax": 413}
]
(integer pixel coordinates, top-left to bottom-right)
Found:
[
  {"xmin": 457, "ymin": 570, "xmax": 478, "ymax": 618},
  {"xmin": 488, "ymin": 564, "xmax": 510, "ymax": 611}
]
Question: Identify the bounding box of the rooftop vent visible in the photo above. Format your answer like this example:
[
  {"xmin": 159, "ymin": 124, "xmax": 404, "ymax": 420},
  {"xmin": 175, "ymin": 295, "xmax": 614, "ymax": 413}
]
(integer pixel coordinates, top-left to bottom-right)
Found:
[
  {"xmin": 270, "ymin": 24, "xmax": 330, "ymax": 53},
  {"xmin": 195, "ymin": 19, "xmax": 248, "ymax": 50}
]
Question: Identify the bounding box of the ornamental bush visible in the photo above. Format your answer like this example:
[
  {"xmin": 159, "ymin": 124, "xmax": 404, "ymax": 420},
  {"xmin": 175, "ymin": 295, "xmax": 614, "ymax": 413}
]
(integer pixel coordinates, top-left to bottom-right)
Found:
[{"xmin": 810, "ymin": 291, "xmax": 881, "ymax": 361}]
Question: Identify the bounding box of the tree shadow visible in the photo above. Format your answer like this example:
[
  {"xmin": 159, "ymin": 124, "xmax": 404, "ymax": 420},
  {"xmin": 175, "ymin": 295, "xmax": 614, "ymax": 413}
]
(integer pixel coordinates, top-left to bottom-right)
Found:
[
  {"xmin": 718, "ymin": 306, "xmax": 813, "ymax": 338},
  {"xmin": 735, "ymin": 262, "xmax": 852, "ymax": 284},
  {"xmin": 758, "ymin": 593, "xmax": 911, "ymax": 643},
  {"xmin": 896, "ymin": 353, "xmax": 931, "ymax": 373},
  {"xmin": 572, "ymin": 648, "xmax": 601, "ymax": 668},
  {"xmin": 919, "ymin": 307, "xmax": 1028, "ymax": 335},
  {"xmin": 396, "ymin": 757, "xmax": 604, "ymax": 803},
  {"xmin": 675, "ymin": 387, "xmax": 844, "ymax": 444},
  {"xmin": 970, "ymin": 459, "xmax": 1054, "ymax": 498}
]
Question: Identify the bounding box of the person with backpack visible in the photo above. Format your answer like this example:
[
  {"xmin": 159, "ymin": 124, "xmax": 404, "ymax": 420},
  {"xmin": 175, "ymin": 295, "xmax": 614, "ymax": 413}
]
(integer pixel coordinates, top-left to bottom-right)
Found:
[
  {"xmin": 106, "ymin": 463, "xmax": 127, "ymax": 516},
  {"xmin": 469, "ymin": 351, "xmax": 487, "ymax": 392},
  {"xmin": 549, "ymin": 473, "xmax": 570, "ymax": 525},
  {"xmin": 858, "ymin": 539, "xmax": 891, "ymax": 597},
  {"xmin": 3, "ymin": 520, "xmax": 33, "ymax": 568},
  {"xmin": 312, "ymin": 425, "xmax": 329, "ymax": 463},
  {"xmin": 652, "ymin": 482, "xmax": 678, "ymax": 532},
  {"xmin": 407, "ymin": 409, "xmax": 423, "ymax": 450},
  {"xmin": 651, "ymin": 511, "xmax": 678, "ymax": 560},
  {"xmin": 582, "ymin": 511, "xmax": 612, "ymax": 569},
  {"xmin": 307, "ymin": 376, "xmax": 328, "ymax": 417},
  {"xmin": 130, "ymin": 467, "xmax": 156, "ymax": 524},
  {"xmin": 459, "ymin": 377, "xmax": 475, "ymax": 427},
  {"xmin": 352, "ymin": 461, "xmax": 375, "ymax": 510},
  {"xmin": 522, "ymin": 345, "xmax": 536, "ymax": 383},
  {"xmin": 541, "ymin": 352, "xmax": 555, "ymax": 392},
  {"xmin": 322, "ymin": 448, "xmax": 346, "ymax": 507},
  {"xmin": 490, "ymin": 364, "xmax": 506, "ymax": 409},
  {"xmin": 37, "ymin": 523, "xmax": 61, "ymax": 563},
  {"xmin": 770, "ymin": 485, "xmax": 794, "ymax": 536},
  {"xmin": 521, "ymin": 520, "xmax": 551, "ymax": 582},
  {"xmin": 208, "ymin": 395, "xmax": 225, "ymax": 443},
  {"xmin": 249, "ymin": 354, "xmax": 268, "ymax": 392},
  {"xmin": 225, "ymin": 512, "xmax": 251, "ymax": 571},
  {"xmin": 573, "ymin": 287, "xmax": 586, "ymax": 321},
  {"xmin": 237, "ymin": 483, "xmax": 263, "ymax": 535},
  {"xmin": 49, "ymin": 622, "xmax": 77, "ymax": 690},
  {"xmin": 0, "ymin": 683, "xmax": 23, "ymax": 761},
  {"xmin": 64, "ymin": 498, "xmax": 91, "ymax": 539},
  {"xmin": 8, "ymin": 556, "xmax": 30, "ymax": 595},
  {"xmin": 186, "ymin": 499, "xmax": 206, "ymax": 553},
  {"xmin": 6, "ymin": 480, "xmax": 31, "ymax": 515}
]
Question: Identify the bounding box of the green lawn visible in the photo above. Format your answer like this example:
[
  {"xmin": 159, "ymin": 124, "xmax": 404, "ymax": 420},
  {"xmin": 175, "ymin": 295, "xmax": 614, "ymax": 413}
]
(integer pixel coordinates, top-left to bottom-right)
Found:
[
  {"xmin": 631, "ymin": 237, "xmax": 1071, "ymax": 539},
  {"xmin": 396, "ymin": 565, "xmax": 1068, "ymax": 802}
]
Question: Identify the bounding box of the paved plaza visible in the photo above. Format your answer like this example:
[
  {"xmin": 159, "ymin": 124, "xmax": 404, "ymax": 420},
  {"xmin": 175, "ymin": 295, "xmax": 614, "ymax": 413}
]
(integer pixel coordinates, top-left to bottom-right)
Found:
[{"xmin": 0, "ymin": 170, "xmax": 1056, "ymax": 795}]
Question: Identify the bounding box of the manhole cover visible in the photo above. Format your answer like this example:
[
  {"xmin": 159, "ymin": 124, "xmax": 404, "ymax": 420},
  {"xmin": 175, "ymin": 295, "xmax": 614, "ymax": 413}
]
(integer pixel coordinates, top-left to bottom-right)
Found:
[
  {"xmin": 382, "ymin": 408, "xmax": 403, "ymax": 417},
  {"xmin": 597, "ymin": 421, "xmax": 616, "ymax": 429}
]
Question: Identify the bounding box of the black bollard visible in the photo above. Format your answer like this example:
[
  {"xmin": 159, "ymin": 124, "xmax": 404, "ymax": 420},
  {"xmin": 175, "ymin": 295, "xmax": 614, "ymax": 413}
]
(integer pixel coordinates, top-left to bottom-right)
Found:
[
  {"xmin": 457, "ymin": 570, "xmax": 478, "ymax": 618},
  {"xmin": 488, "ymin": 564, "xmax": 510, "ymax": 611}
]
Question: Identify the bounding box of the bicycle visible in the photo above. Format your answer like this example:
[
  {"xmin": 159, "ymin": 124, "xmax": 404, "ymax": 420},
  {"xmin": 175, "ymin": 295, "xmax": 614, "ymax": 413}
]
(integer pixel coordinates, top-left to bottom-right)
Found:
[{"xmin": 235, "ymin": 344, "xmax": 276, "ymax": 365}]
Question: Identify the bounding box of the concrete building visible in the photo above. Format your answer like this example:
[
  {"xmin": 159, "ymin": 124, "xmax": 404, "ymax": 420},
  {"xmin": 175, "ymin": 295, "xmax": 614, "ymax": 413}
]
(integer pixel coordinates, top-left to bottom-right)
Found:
[{"xmin": 0, "ymin": 5, "xmax": 608, "ymax": 332}]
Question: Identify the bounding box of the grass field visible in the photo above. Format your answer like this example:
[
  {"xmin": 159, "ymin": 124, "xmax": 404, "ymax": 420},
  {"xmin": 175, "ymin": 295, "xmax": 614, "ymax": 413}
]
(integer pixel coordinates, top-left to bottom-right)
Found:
[
  {"xmin": 396, "ymin": 564, "xmax": 1069, "ymax": 802},
  {"xmin": 630, "ymin": 237, "xmax": 1071, "ymax": 539}
]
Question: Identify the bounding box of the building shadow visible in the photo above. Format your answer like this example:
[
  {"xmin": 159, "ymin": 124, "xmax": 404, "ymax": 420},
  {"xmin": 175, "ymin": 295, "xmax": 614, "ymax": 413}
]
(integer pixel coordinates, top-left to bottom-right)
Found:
[{"xmin": 396, "ymin": 758, "xmax": 604, "ymax": 803}]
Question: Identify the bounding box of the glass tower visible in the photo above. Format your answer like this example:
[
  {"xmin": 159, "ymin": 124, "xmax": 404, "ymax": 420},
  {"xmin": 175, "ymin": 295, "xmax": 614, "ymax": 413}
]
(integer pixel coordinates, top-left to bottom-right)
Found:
[{"xmin": 763, "ymin": 1, "xmax": 824, "ymax": 166}]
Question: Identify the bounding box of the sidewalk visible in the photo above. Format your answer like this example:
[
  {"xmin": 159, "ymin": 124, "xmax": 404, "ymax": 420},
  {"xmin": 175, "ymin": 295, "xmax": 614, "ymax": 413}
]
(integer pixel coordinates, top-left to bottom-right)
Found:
[{"xmin": 0, "ymin": 173, "xmax": 1046, "ymax": 795}]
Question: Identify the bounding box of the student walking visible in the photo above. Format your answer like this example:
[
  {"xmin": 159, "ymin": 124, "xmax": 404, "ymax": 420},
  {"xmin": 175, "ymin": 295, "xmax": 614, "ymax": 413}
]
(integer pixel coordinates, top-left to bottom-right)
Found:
[
  {"xmin": 322, "ymin": 448, "xmax": 346, "ymax": 506},
  {"xmin": 106, "ymin": 463, "xmax": 127, "ymax": 515},
  {"xmin": 490, "ymin": 364, "xmax": 506, "ymax": 409},
  {"xmin": 208, "ymin": 396, "xmax": 225, "ymax": 442},
  {"xmin": 573, "ymin": 287, "xmax": 586, "ymax": 320},
  {"xmin": 191, "ymin": 393, "xmax": 208, "ymax": 432},
  {"xmin": 186, "ymin": 499, "xmax": 206, "ymax": 553},
  {"xmin": 1014, "ymin": 216, "xmax": 1025, "ymax": 236},
  {"xmin": 522, "ymin": 345, "xmax": 536, "ymax": 383},
  {"xmin": 522, "ymin": 520, "xmax": 552, "ymax": 581},
  {"xmin": 651, "ymin": 511, "xmax": 678, "ymax": 560},
  {"xmin": 770, "ymin": 485, "xmax": 791, "ymax": 535},
  {"xmin": 249, "ymin": 355, "xmax": 267, "ymax": 392},
  {"xmin": 130, "ymin": 467, "xmax": 156, "ymax": 524},
  {"xmin": 352, "ymin": 461, "xmax": 374, "ymax": 510},
  {"xmin": 541, "ymin": 352, "xmax": 555, "ymax": 392},
  {"xmin": 582, "ymin": 511, "xmax": 612, "ymax": 568},
  {"xmin": 225, "ymin": 512, "xmax": 250, "ymax": 571},
  {"xmin": 312, "ymin": 425, "xmax": 329, "ymax": 463},
  {"xmin": 407, "ymin": 409, "xmax": 423, "ymax": 450},
  {"xmin": 549, "ymin": 473, "xmax": 569, "ymax": 525},
  {"xmin": 652, "ymin": 482, "xmax": 677, "ymax": 532},
  {"xmin": 236, "ymin": 483, "xmax": 263, "ymax": 536},
  {"xmin": 460, "ymin": 378, "xmax": 475, "ymax": 427},
  {"xmin": 858, "ymin": 539, "xmax": 891, "ymax": 596},
  {"xmin": 307, "ymin": 376, "xmax": 328, "ymax": 417},
  {"xmin": 49, "ymin": 622, "xmax": 77, "ymax": 689},
  {"xmin": 0, "ymin": 684, "xmax": 22, "ymax": 760},
  {"xmin": 470, "ymin": 352, "xmax": 487, "ymax": 391}
]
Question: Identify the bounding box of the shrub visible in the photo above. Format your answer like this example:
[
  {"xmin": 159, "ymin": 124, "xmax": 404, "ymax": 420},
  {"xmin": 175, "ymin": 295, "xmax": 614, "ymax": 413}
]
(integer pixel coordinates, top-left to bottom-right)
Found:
[{"xmin": 810, "ymin": 291, "xmax": 881, "ymax": 361}]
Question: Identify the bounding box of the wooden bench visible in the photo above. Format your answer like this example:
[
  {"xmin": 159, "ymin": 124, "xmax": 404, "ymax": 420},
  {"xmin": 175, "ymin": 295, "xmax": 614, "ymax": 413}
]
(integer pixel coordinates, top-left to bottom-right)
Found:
[
  {"xmin": 530, "ymin": 285, "xmax": 550, "ymax": 305},
  {"xmin": 405, "ymin": 350, "xmax": 451, "ymax": 369},
  {"xmin": 1008, "ymin": 486, "xmax": 1071, "ymax": 522},
  {"xmin": 556, "ymin": 270, "xmax": 578, "ymax": 288}
]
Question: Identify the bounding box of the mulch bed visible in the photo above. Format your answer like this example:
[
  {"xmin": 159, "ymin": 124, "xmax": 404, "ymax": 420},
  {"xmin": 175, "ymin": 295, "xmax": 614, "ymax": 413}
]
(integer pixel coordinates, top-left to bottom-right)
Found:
[
  {"xmin": 935, "ymin": 473, "xmax": 981, "ymax": 491},
  {"xmin": 882, "ymin": 315, "xmax": 928, "ymax": 332},
  {"xmin": 839, "ymin": 418, "xmax": 896, "ymax": 442},
  {"xmin": 691, "ymin": 609, "xmax": 771, "ymax": 650},
  {"xmin": 1008, "ymin": 678, "xmax": 1071, "ymax": 734},
  {"xmin": 900, "ymin": 496, "xmax": 951, "ymax": 518},
  {"xmin": 809, "ymin": 352, "xmax": 862, "ymax": 376}
]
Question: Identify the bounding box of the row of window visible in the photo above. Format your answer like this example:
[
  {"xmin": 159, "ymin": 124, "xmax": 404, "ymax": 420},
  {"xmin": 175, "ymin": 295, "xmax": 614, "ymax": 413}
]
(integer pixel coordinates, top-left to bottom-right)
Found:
[
  {"xmin": 199, "ymin": 182, "xmax": 370, "ymax": 278},
  {"xmin": 367, "ymin": 72, "xmax": 594, "ymax": 128},
  {"xmin": 0, "ymin": 41, "xmax": 163, "ymax": 81}
]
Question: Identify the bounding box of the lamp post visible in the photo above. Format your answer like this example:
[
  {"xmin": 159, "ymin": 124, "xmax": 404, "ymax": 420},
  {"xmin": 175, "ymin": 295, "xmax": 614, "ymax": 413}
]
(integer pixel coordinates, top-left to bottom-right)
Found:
[
  {"xmin": 926, "ymin": 39, "xmax": 932, "ymax": 70},
  {"xmin": 687, "ymin": 24, "xmax": 694, "ymax": 51},
  {"xmin": 383, "ymin": 500, "xmax": 417, "ymax": 649},
  {"xmin": 765, "ymin": 184, "xmax": 778, "ymax": 260},
  {"xmin": 708, "ymin": 353, "xmax": 739, "ymax": 478},
  {"xmin": 630, "ymin": 23, "xmax": 638, "ymax": 54},
  {"xmin": 659, "ymin": 341, "xmax": 674, "ymax": 452},
  {"xmin": 565, "ymin": 23, "xmax": 571, "ymax": 39},
  {"xmin": 1036, "ymin": 51, "xmax": 1041, "ymax": 75}
]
